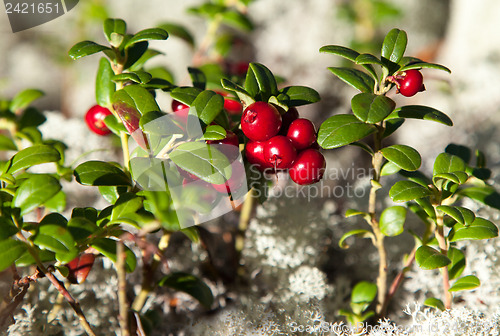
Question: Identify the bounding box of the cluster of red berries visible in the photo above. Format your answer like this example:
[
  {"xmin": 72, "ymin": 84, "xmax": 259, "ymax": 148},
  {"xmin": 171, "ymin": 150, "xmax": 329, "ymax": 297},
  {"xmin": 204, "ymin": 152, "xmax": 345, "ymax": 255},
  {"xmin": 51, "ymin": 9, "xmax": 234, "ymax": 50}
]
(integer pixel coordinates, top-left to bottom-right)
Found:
[
  {"xmin": 242, "ymin": 102, "xmax": 326, "ymax": 185},
  {"xmin": 392, "ymin": 69, "xmax": 425, "ymax": 97}
]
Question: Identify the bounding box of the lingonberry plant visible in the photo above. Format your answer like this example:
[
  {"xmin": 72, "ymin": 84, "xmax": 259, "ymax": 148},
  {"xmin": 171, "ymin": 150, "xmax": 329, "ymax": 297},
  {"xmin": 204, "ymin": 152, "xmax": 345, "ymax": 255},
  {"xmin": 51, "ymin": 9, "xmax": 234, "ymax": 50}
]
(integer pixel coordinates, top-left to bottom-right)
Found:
[{"xmin": 318, "ymin": 28, "xmax": 500, "ymax": 323}]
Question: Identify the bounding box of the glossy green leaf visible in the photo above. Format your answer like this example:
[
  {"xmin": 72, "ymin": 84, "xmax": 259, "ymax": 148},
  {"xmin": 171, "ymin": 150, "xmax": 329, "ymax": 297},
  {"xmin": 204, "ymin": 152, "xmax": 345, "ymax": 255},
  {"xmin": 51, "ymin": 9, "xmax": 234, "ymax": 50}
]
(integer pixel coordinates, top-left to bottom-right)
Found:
[
  {"xmin": 389, "ymin": 180, "xmax": 432, "ymax": 202},
  {"xmin": 356, "ymin": 53, "xmax": 384, "ymax": 67},
  {"xmin": 96, "ymin": 58, "xmax": 116, "ymax": 108},
  {"xmin": 433, "ymin": 172, "xmax": 469, "ymax": 185},
  {"xmin": 339, "ymin": 229, "xmax": 374, "ymax": 249},
  {"xmin": 449, "ymin": 275, "xmax": 480, "ymax": 292},
  {"xmin": 437, "ymin": 205, "xmax": 475, "ymax": 226},
  {"xmin": 18, "ymin": 107, "xmax": 46, "ymax": 130},
  {"xmin": 67, "ymin": 217, "xmax": 98, "ymax": 242},
  {"xmin": 98, "ymin": 186, "xmax": 127, "ymax": 204},
  {"xmin": 188, "ymin": 67, "xmax": 206, "ymax": 90},
  {"xmin": 221, "ymin": 79, "xmax": 254, "ymax": 107},
  {"xmin": 202, "ymin": 125, "xmax": 226, "ymax": 140},
  {"xmin": 15, "ymin": 249, "xmax": 55, "ymax": 268},
  {"xmin": 379, "ymin": 206, "xmax": 406, "ymax": 236},
  {"xmin": 74, "ymin": 161, "xmax": 131, "ymax": 186},
  {"xmin": 350, "ymin": 141, "xmax": 374, "ymax": 155},
  {"xmin": 91, "ymin": 238, "xmax": 136, "ymax": 272},
  {"xmin": 189, "ymin": 90, "xmax": 224, "ymax": 125},
  {"xmin": 345, "ymin": 209, "xmax": 368, "ymax": 218},
  {"xmin": 414, "ymin": 197, "xmax": 436, "ymax": 220},
  {"xmin": 0, "ymin": 135, "xmax": 17, "ymax": 151},
  {"xmin": 445, "ymin": 144, "xmax": 471, "ymax": 164},
  {"xmin": 129, "ymin": 49, "xmax": 163, "ymax": 72},
  {"xmin": 170, "ymin": 142, "xmax": 231, "ymax": 185},
  {"xmin": 415, "ymin": 245, "xmax": 450, "ymax": 270},
  {"xmin": 399, "ymin": 170, "xmax": 432, "ymax": 187},
  {"xmin": 317, "ymin": 114, "xmax": 377, "ymax": 149},
  {"xmin": 5, "ymin": 145, "xmax": 60, "ymax": 174},
  {"xmin": 103, "ymin": 18, "xmax": 127, "ymax": 43},
  {"xmin": 157, "ymin": 22, "xmax": 195, "ymax": 47},
  {"xmin": 0, "ymin": 217, "xmax": 19, "ymax": 241},
  {"xmin": 380, "ymin": 160, "xmax": 400, "ymax": 176},
  {"xmin": 13, "ymin": 174, "xmax": 61, "ymax": 216},
  {"xmin": 279, "ymin": 86, "xmax": 321, "ymax": 107},
  {"xmin": 387, "ymin": 106, "xmax": 452, "ymax": 126},
  {"xmin": 32, "ymin": 224, "xmax": 77, "ymax": 263},
  {"xmin": 381, "ymin": 145, "xmax": 421, "ymax": 171},
  {"xmin": 111, "ymin": 193, "xmax": 143, "ymax": 221},
  {"xmin": 327, "ymin": 67, "xmax": 375, "ymax": 93},
  {"xmin": 139, "ymin": 111, "xmax": 182, "ymax": 136},
  {"xmin": 72, "ymin": 207, "xmax": 99, "ymax": 224},
  {"xmin": 124, "ymin": 28, "xmax": 168, "ymax": 49},
  {"xmin": 104, "ymin": 115, "xmax": 127, "ymax": 135},
  {"xmin": 10, "ymin": 89, "xmax": 44, "ymax": 112},
  {"xmin": 351, "ymin": 93, "xmax": 395, "ymax": 124},
  {"xmin": 170, "ymin": 87, "xmax": 203, "ymax": 106},
  {"xmin": 433, "ymin": 153, "xmax": 466, "ymax": 176},
  {"xmin": 448, "ymin": 217, "xmax": 498, "ymax": 242},
  {"xmin": 399, "ymin": 61, "xmax": 451, "ymax": 74},
  {"xmin": 123, "ymin": 42, "xmax": 150, "ymax": 70},
  {"xmin": 381, "ymin": 28, "xmax": 407, "ymax": 64},
  {"xmin": 0, "ymin": 239, "xmax": 27, "ymax": 271},
  {"xmin": 221, "ymin": 10, "xmax": 253, "ymax": 31},
  {"xmin": 44, "ymin": 191, "xmax": 66, "ymax": 212},
  {"xmin": 113, "ymin": 85, "xmax": 160, "ymax": 116},
  {"xmin": 458, "ymin": 186, "xmax": 500, "ymax": 211},
  {"xmin": 244, "ymin": 63, "xmax": 278, "ymax": 101},
  {"xmin": 159, "ymin": 272, "xmax": 214, "ymax": 308},
  {"xmin": 350, "ymin": 281, "xmax": 377, "ymax": 315},
  {"xmin": 383, "ymin": 118, "xmax": 405, "ymax": 138},
  {"xmin": 448, "ymin": 247, "xmax": 465, "ymax": 280},
  {"xmin": 112, "ymin": 71, "xmax": 152, "ymax": 84},
  {"xmin": 68, "ymin": 41, "xmax": 110, "ymax": 60},
  {"xmin": 319, "ymin": 45, "xmax": 360, "ymax": 61},
  {"xmin": 424, "ymin": 297, "xmax": 445, "ymax": 311}
]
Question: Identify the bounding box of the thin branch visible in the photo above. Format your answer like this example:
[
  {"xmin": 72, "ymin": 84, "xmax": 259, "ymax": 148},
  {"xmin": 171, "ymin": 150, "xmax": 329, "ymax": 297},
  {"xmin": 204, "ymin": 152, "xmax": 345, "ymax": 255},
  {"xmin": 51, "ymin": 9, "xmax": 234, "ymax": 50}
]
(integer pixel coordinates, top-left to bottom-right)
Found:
[{"xmin": 117, "ymin": 240, "xmax": 130, "ymax": 336}]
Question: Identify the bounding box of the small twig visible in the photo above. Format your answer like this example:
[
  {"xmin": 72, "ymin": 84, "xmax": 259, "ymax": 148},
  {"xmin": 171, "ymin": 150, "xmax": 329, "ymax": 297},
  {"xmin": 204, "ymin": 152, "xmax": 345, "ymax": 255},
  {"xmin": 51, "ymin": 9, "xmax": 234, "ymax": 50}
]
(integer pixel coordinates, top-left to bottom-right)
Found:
[
  {"xmin": 117, "ymin": 240, "xmax": 130, "ymax": 336},
  {"xmin": 435, "ymin": 213, "xmax": 452, "ymax": 309},
  {"xmin": 236, "ymin": 188, "xmax": 255, "ymax": 253}
]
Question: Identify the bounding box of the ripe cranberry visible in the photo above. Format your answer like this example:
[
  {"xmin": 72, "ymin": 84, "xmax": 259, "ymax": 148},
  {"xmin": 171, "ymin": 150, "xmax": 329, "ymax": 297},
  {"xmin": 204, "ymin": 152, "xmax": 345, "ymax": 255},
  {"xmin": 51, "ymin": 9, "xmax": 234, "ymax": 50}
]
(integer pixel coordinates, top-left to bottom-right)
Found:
[
  {"xmin": 224, "ymin": 98, "xmax": 243, "ymax": 115},
  {"xmin": 212, "ymin": 160, "xmax": 246, "ymax": 194},
  {"xmin": 245, "ymin": 141, "xmax": 272, "ymax": 171},
  {"xmin": 85, "ymin": 105, "xmax": 112, "ymax": 136},
  {"xmin": 278, "ymin": 106, "xmax": 299, "ymax": 135},
  {"xmin": 241, "ymin": 102, "xmax": 282, "ymax": 142},
  {"xmin": 207, "ymin": 130, "xmax": 240, "ymax": 160},
  {"xmin": 264, "ymin": 135, "xmax": 297, "ymax": 170},
  {"xmin": 286, "ymin": 118, "xmax": 317, "ymax": 150},
  {"xmin": 172, "ymin": 99, "xmax": 189, "ymax": 112},
  {"xmin": 289, "ymin": 149, "xmax": 326, "ymax": 185},
  {"xmin": 397, "ymin": 69, "xmax": 425, "ymax": 97},
  {"xmin": 65, "ymin": 253, "xmax": 96, "ymax": 284}
]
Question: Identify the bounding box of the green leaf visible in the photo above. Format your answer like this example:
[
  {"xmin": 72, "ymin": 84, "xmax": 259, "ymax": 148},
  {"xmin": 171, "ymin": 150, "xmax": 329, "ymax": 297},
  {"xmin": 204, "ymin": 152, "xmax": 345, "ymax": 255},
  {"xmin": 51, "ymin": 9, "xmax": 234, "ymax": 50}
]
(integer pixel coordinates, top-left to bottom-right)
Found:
[
  {"xmin": 448, "ymin": 217, "xmax": 498, "ymax": 242},
  {"xmin": 221, "ymin": 10, "xmax": 253, "ymax": 31},
  {"xmin": 0, "ymin": 239, "xmax": 27, "ymax": 271},
  {"xmin": 139, "ymin": 111, "xmax": 183, "ymax": 136},
  {"xmin": 104, "ymin": 115, "xmax": 127, "ymax": 135},
  {"xmin": 202, "ymin": 125, "xmax": 226, "ymax": 140},
  {"xmin": 350, "ymin": 281, "xmax": 377, "ymax": 315},
  {"xmin": 327, "ymin": 67, "xmax": 375, "ymax": 93},
  {"xmin": 157, "ymin": 22, "xmax": 195, "ymax": 47},
  {"xmin": 32, "ymin": 224, "xmax": 77, "ymax": 263},
  {"xmin": 433, "ymin": 172, "xmax": 469, "ymax": 185},
  {"xmin": 350, "ymin": 141, "xmax": 374, "ymax": 155},
  {"xmin": 381, "ymin": 28, "xmax": 407, "ymax": 64},
  {"xmin": 91, "ymin": 238, "xmax": 136, "ymax": 272},
  {"xmin": 68, "ymin": 41, "xmax": 110, "ymax": 60},
  {"xmin": 278, "ymin": 86, "xmax": 321, "ymax": 106},
  {"xmin": 67, "ymin": 217, "xmax": 98, "ymax": 242},
  {"xmin": 414, "ymin": 197, "xmax": 436, "ymax": 220},
  {"xmin": 379, "ymin": 206, "xmax": 406, "ymax": 236},
  {"xmin": 445, "ymin": 144, "xmax": 471, "ymax": 164},
  {"xmin": 13, "ymin": 174, "xmax": 61, "ymax": 216},
  {"xmin": 112, "ymin": 71, "xmax": 152, "ymax": 84},
  {"xmin": 424, "ymin": 297, "xmax": 445, "ymax": 311},
  {"xmin": 123, "ymin": 42, "xmax": 149, "ymax": 70},
  {"xmin": 458, "ymin": 186, "xmax": 500, "ymax": 211},
  {"xmin": 389, "ymin": 180, "xmax": 432, "ymax": 202},
  {"xmin": 339, "ymin": 229, "xmax": 373, "ymax": 249},
  {"xmin": 98, "ymin": 186, "xmax": 127, "ymax": 204},
  {"xmin": 319, "ymin": 45, "xmax": 360, "ymax": 61},
  {"xmin": 0, "ymin": 135, "xmax": 17, "ymax": 151},
  {"xmin": 188, "ymin": 67, "xmax": 206, "ymax": 90},
  {"xmin": 74, "ymin": 161, "xmax": 131, "ymax": 186},
  {"xmin": 170, "ymin": 87, "xmax": 203, "ymax": 106},
  {"xmin": 0, "ymin": 217, "xmax": 19, "ymax": 241},
  {"xmin": 351, "ymin": 93, "xmax": 395, "ymax": 124},
  {"xmin": 113, "ymin": 85, "xmax": 160, "ymax": 116},
  {"xmin": 449, "ymin": 275, "xmax": 480, "ymax": 292},
  {"xmin": 380, "ymin": 160, "xmax": 400, "ymax": 176},
  {"xmin": 129, "ymin": 49, "xmax": 163, "ymax": 71},
  {"xmin": 221, "ymin": 79, "xmax": 254, "ymax": 107},
  {"xmin": 317, "ymin": 114, "xmax": 377, "ymax": 149},
  {"xmin": 124, "ymin": 28, "xmax": 168, "ymax": 49},
  {"xmin": 448, "ymin": 247, "xmax": 465, "ymax": 280},
  {"xmin": 399, "ymin": 170, "xmax": 432, "ymax": 187},
  {"xmin": 158, "ymin": 272, "xmax": 214, "ymax": 308},
  {"xmin": 345, "ymin": 209, "xmax": 368, "ymax": 218},
  {"xmin": 96, "ymin": 58, "xmax": 116, "ymax": 108},
  {"xmin": 111, "ymin": 193, "xmax": 143, "ymax": 221},
  {"xmin": 380, "ymin": 145, "xmax": 421, "ymax": 171},
  {"xmin": 437, "ymin": 205, "xmax": 475, "ymax": 226},
  {"xmin": 10, "ymin": 89, "xmax": 44, "ymax": 112},
  {"xmin": 383, "ymin": 118, "xmax": 405, "ymax": 138},
  {"xmin": 244, "ymin": 63, "xmax": 278, "ymax": 101},
  {"xmin": 189, "ymin": 90, "xmax": 224, "ymax": 125},
  {"xmin": 44, "ymin": 191, "xmax": 66, "ymax": 213},
  {"xmin": 433, "ymin": 153, "xmax": 466, "ymax": 176},
  {"xmin": 170, "ymin": 142, "xmax": 231, "ymax": 185},
  {"xmin": 387, "ymin": 106, "xmax": 453, "ymax": 126},
  {"xmin": 5, "ymin": 145, "xmax": 61, "ymax": 174},
  {"xmin": 355, "ymin": 53, "xmax": 384, "ymax": 67},
  {"xmin": 400, "ymin": 61, "xmax": 451, "ymax": 74},
  {"xmin": 415, "ymin": 245, "xmax": 451, "ymax": 270},
  {"xmin": 103, "ymin": 18, "xmax": 127, "ymax": 43}
]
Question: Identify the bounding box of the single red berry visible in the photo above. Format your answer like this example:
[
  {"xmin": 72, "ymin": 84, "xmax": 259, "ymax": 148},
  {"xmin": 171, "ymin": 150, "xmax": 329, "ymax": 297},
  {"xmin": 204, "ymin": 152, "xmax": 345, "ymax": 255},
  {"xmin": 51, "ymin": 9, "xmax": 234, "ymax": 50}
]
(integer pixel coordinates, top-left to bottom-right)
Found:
[
  {"xmin": 278, "ymin": 106, "xmax": 299, "ymax": 135},
  {"xmin": 224, "ymin": 98, "xmax": 243, "ymax": 115},
  {"xmin": 207, "ymin": 130, "xmax": 240, "ymax": 160},
  {"xmin": 85, "ymin": 105, "xmax": 112, "ymax": 136},
  {"xmin": 264, "ymin": 135, "xmax": 297, "ymax": 170},
  {"xmin": 286, "ymin": 118, "xmax": 317, "ymax": 150},
  {"xmin": 397, "ymin": 69, "xmax": 425, "ymax": 97},
  {"xmin": 241, "ymin": 102, "xmax": 282, "ymax": 142},
  {"xmin": 172, "ymin": 99, "xmax": 189, "ymax": 112},
  {"xmin": 289, "ymin": 149, "xmax": 326, "ymax": 185},
  {"xmin": 65, "ymin": 253, "xmax": 96, "ymax": 284},
  {"xmin": 245, "ymin": 141, "xmax": 272, "ymax": 171},
  {"xmin": 212, "ymin": 160, "xmax": 246, "ymax": 194}
]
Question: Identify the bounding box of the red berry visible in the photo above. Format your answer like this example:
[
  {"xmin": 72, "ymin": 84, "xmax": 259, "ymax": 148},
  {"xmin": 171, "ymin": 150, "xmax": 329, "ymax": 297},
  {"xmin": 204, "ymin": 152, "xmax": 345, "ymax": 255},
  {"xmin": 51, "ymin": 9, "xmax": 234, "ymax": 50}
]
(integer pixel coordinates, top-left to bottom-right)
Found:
[
  {"xmin": 207, "ymin": 130, "xmax": 240, "ymax": 160},
  {"xmin": 224, "ymin": 98, "xmax": 243, "ymax": 115},
  {"xmin": 245, "ymin": 141, "xmax": 272, "ymax": 171},
  {"xmin": 286, "ymin": 118, "xmax": 317, "ymax": 150},
  {"xmin": 212, "ymin": 160, "xmax": 246, "ymax": 194},
  {"xmin": 397, "ymin": 69, "xmax": 425, "ymax": 97},
  {"xmin": 241, "ymin": 102, "xmax": 282, "ymax": 142},
  {"xmin": 278, "ymin": 106, "xmax": 299, "ymax": 135},
  {"xmin": 172, "ymin": 99, "xmax": 188, "ymax": 112},
  {"xmin": 85, "ymin": 105, "xmax": 112, "ymax": 136},
  {"xmin": 65, "ymin": 253, "xmax": 95, "ymax": 284},
  {"xmin": 264, "ymin": 135, "xmax": 297, "ymax": 170},
  {"xmin": 289, "ymin": 149, "xmax": 326, "ymax": 185}
]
